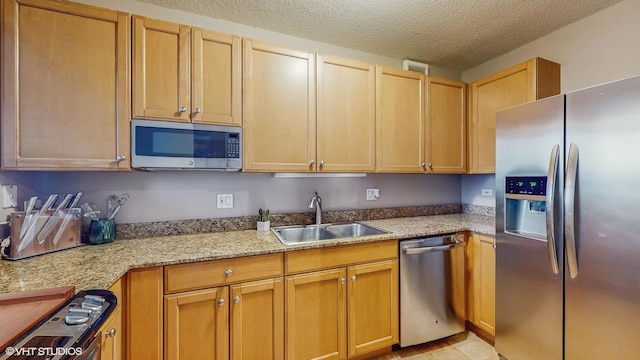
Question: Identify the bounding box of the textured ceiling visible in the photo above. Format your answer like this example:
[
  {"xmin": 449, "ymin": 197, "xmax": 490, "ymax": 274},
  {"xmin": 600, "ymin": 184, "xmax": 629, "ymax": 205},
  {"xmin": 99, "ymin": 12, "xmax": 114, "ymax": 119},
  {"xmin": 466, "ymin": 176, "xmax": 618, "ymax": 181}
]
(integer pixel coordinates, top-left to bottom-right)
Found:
[{"xmin": 137, "ymin": 0, "xmax": 622, "ymax": 71}]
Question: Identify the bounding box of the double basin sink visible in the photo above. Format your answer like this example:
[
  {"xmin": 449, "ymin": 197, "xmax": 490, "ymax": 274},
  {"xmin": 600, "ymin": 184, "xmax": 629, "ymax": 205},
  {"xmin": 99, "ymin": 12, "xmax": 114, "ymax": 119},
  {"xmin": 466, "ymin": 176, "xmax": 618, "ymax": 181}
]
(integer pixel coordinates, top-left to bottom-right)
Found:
[{"xmin": 271, "ymin": 222, "xmax": 389, "ymax": 245}]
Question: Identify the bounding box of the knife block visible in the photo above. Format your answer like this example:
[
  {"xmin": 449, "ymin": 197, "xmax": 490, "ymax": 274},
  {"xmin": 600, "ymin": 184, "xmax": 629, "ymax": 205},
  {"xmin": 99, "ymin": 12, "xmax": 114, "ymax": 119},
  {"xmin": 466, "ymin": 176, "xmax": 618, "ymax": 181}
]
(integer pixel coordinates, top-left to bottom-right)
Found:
[{"xmin": 4, "ymin": 209, "xmax": 82, "ymax": 260}]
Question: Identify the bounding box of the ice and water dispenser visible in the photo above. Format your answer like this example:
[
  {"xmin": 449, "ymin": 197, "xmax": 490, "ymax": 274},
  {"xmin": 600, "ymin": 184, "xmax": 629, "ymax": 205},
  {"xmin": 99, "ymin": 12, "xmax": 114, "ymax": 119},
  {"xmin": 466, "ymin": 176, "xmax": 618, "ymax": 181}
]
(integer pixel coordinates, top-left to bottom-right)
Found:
[{"xmin": 504, "ymin": 176, "xmax": 548, "ymax": 241}]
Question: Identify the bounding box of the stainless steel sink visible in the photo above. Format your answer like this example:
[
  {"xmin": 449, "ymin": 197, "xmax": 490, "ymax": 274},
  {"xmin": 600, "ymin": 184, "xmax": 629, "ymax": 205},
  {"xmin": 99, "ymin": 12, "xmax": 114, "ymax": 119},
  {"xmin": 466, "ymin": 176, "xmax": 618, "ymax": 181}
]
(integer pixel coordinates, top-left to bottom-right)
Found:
[
  {"xmin": 271, "ymin": 222, "xmax": 388, "ymax": 245},
  {"xmin": 274, "ymin": 226, "xmax": 337, "ymax": 244},
  {"xmin": 325, "ymin": 223, "xmax": 385, "ymax": 238}
]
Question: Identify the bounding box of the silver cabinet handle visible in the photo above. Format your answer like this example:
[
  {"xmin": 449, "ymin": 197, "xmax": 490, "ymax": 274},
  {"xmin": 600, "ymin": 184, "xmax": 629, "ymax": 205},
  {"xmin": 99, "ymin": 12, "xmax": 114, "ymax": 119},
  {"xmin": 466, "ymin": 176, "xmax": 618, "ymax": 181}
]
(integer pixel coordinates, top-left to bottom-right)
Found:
[
  {"xmin": 105, "ymin": 327, "xmax": 116, "ymax": 360},
  {"xmin": 319, "ymin": 160, "xmax": 325, "ymax": 167},
  {"xmin": 309, "ymin": 160, "xmax": 315, "ymax": 166},
  {"xmin": 225, "ymin": 269, "xmax": 232, "ymax": 276},
  {"xmin": 351, "ymin": 276, "xmax": 356, "ymax": 282},
  {"xmin": 421, "ymin": 162, "xmax": 426, "ymax": 168},
  {"xmin": 565, "ymin": 142, "xmax": 579, "ymax": 279},
  {"xmin": 428, "ymin": 163, "xmax": 433, "ymax": 169},
  {"xmin": 178, "ymin": 106, "xmax": 187, "ymax": 113},
  {"xmin": 546, "ymin": 144, "xmax": 560, "ymax": 275},
  {"xmin": 116, "ymin": 155, "xmax": 126, "ymax": 162},
  {"xmin": 218, "ymin": 298, "xmax": 225, "ymax": 306},
  {"xmin": 194, "ymin": 107, "xmax": 201, "ymax": 114},
  {"xmin": 340, "ymin": 278, "xmax": 346, "ymax": 284},
  {"xmin": 233, "ymin": 296, "xmax": 240, "ymax": 304}
]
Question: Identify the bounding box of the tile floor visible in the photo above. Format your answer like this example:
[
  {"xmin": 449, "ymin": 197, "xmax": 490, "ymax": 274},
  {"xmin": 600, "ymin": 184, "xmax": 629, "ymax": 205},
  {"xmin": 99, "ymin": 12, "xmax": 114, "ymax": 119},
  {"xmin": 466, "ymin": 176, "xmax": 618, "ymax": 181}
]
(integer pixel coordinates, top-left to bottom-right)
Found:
[{"xmin": 371, "ymin": 332, "xmax": 499, "ymax": 360}]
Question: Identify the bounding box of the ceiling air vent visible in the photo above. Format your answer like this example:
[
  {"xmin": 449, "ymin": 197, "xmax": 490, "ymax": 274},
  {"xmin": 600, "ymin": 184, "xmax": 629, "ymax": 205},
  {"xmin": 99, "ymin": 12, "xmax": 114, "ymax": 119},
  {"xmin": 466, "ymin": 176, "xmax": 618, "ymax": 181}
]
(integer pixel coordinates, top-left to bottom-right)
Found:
[{"xmin": 402, "ymin": 60, "xmax": 429, "ymax": 75}]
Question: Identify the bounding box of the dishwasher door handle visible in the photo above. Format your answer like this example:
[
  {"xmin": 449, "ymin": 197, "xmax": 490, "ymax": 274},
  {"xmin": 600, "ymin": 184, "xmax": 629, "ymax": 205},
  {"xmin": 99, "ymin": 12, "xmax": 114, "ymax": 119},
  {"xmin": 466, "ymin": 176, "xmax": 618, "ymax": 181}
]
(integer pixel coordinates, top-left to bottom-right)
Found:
[{"xmin": 402, "ymin": 239, "xmax": 464, "ymax": 255}]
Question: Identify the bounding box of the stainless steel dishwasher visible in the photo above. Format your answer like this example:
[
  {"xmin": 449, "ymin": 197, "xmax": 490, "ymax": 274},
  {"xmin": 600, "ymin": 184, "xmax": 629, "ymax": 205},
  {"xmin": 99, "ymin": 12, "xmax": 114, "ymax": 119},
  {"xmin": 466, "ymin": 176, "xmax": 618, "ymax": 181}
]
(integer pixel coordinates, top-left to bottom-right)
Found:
[{"xmin": 399, "ymin": 233, "xmax": 466, "ymax": 347}]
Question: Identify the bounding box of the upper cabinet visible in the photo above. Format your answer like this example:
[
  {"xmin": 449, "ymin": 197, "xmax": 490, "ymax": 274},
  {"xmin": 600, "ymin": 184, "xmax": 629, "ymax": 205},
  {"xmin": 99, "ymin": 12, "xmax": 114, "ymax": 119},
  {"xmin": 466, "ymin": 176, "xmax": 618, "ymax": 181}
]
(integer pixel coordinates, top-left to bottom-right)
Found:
[
  {"xmin": 375, "ymin": 66, "xmax": 425, "ymax": 173},
  {"xmin": 425, "ymin": 77, "xmax": 467, "ymax": 173},
  {"xmin": 468, "ymin": 57, "xmax": 560, "ymax": 173},
  {"xmin": 132, "ymin": 16, "xmax": 241, "ymax": 126},
  {"xmin": 1, "ymin": 0, "xmax": 130, "ymax": 170},
  {"xmin": 316, "ymin": 55, "xmax": 376, "ymax": 172},
  {"xmin": 242, "ymin": 39, "xmax": 316, "ymax": 172}
]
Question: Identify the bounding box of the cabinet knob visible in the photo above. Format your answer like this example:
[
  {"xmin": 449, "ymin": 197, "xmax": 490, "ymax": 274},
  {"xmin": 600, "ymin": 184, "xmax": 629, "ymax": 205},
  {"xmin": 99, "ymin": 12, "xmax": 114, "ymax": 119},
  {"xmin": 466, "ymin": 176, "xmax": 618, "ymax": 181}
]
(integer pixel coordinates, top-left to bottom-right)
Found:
[
  {"xmin": 309, "ymin": 160, "xmax": 315, "ymax": 166},
  {"xmin": 194, "ymin": 107, "xmax": 201, "ymax": 114},
  {"xmin": 340, "ymin": 278, "xmax": 346, "ymax": 284},
  {"xmin": 351, "ymin": 275, "xmax": 356, "ymax": 282},
  {"xmin": 319, "ymin": 160, "xmax": 325, "ymax": 167},
  {"xmin": 116, "ymin": 155, "xmax": 126, "ymax": 162},
  {"xmin": 225, "ymin": 269, "xmax": 232, "ymax": 276},
  {"xmin": 428, "ymin": 163, "xmax": 433, "ymax": 169},
  {"xmin": 104, "ymin": 328, "xmax": 116, "ymax": 338},
  {"xmin": 233, "ymin": 296, "xmax": 240, "ymax": 304},
  {"xmin": 421, "ymin": 163, "xmax": 427, "ymax": 169},
  {"xmin": 218, "ymin": 298, "xmax": 225, "ymax": 306},
  {"xmin": 178, "ymin": 106, "xmax": 187, "ymax": 113}
]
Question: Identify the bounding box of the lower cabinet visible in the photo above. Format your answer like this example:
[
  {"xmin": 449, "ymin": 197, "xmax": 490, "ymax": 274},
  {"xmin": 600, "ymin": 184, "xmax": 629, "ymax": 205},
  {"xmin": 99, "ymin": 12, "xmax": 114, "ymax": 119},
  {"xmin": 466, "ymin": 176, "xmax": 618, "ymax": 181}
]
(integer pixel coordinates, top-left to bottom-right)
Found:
[
  {"xmin": 100, "ymin": 305, "xmax": 122, "ymax": 360},
  {"xmin": 126, "ymin": 242, "xmax": 398, "ymax": 360},
  {"xmin": 164, "ymin": 278, "xmax": 284, "ymax": 360},
  {"xmin": 466, "ymin": 233, "xmax": 496, "ymax": 338},
  {"xmin": 285, "ymin": 241, "xmax": 399, "ymax": 360}
]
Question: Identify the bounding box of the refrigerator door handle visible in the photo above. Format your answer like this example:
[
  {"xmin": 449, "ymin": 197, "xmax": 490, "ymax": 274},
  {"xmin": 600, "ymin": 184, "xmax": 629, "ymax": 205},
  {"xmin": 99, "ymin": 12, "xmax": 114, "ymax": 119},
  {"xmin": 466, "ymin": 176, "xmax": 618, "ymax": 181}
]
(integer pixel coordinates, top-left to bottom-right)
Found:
[
  {"xmin": 546, "ymin": 144, "xmax": 560, "ymax": 274},
  {"xmin": 565, "ymin": 142, "xmax": 579, "ymax": 278}
]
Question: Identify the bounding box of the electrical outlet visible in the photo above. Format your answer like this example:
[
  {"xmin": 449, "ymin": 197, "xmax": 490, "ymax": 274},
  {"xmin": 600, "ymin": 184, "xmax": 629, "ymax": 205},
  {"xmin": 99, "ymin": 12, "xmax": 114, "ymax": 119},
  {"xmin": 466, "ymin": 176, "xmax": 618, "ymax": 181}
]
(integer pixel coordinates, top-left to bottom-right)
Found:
[
  {"xmin": 2, "ymin": 185, "xmax": 17, "ymax": 209},
  {"xmin": 481, "ymin": 189, "xmax": 493, "ymax": 197},
  {"xmin": 216, "ymin": 193, "xmax": 234, "ymax": 209},
  {"xmin": 366, "ymin": 188, "xmax": 380, "ymax": 201}
]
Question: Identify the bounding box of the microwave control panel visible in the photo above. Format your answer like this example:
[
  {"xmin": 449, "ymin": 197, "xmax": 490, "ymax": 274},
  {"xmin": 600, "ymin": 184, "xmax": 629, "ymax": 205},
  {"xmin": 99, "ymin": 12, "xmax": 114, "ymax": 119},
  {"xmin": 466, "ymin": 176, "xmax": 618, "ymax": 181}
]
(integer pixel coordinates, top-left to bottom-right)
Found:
[{"xmin": 226, "ymin": 134, "xmax": 240, "ymax": 158}]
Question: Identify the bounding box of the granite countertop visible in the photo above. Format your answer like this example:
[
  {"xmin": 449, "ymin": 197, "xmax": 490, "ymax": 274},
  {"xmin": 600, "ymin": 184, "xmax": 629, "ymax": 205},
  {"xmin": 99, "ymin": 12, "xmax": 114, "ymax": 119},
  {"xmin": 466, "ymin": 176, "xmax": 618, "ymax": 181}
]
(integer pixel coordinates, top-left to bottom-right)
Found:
[{"xmin": 0, "ymin": 213, "xmax": 494, "ymax": 294}]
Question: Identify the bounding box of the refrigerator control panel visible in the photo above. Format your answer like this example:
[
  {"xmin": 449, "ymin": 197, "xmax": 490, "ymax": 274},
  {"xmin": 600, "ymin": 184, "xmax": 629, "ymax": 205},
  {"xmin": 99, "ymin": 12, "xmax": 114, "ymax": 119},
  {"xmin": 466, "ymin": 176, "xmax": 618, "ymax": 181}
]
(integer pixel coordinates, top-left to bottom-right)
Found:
[{"xmin": 506, "ymin": 176, "xmax": 546, "ymax": 196}]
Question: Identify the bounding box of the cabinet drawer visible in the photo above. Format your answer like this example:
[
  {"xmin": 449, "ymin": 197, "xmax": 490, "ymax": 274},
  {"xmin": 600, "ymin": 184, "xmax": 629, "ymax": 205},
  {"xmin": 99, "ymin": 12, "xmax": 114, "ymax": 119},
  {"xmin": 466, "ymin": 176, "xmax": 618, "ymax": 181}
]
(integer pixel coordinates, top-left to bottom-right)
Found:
[
  {"xmin": 285, "ymin": 240, "xmax": 398, "ymax": 274},
  {"xmin": 165, "ymin": 253, "xmax": 283, "ymax": 294}
]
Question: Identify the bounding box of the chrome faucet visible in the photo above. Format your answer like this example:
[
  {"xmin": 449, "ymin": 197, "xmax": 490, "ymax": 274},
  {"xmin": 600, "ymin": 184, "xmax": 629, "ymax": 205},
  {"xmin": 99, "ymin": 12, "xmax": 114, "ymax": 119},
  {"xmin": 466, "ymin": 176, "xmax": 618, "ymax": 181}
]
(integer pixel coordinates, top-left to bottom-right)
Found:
[{"xmin": 307, "ymin": 191, "xmax": 322, "ymax": 225}]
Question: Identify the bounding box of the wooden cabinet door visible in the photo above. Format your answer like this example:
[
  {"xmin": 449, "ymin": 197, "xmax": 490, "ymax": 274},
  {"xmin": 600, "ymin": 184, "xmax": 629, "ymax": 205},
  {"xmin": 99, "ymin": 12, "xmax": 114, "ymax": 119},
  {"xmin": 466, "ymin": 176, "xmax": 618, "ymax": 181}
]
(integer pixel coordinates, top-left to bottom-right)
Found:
[
  {"xmin": 192, "ymin": 28, "xmax": 242, "ymax": 126},
  {"xmin": 100, "ymin": 306, "xmax": 122, "ymax": 360},
  {"xmin": 1, "ymin": 0, "xmax": 130, "ymax": 170},
  {"xmin": 243, "ymin": 39, "xmax": 316, "ymax": 172},
  {"xmin": 347, "ymin": 260, "xmax": 398, "ymax": 357},
  {"xmin": 375, "ymin": 66, "xmax": 425, "ymax": 173},
  {"xmin": 133, "ymin": 16, "xmax": 190, "ymax": 121},
  {"xmin": 425, "ymin": 77, "xmax": 467, "ymax": 173},
  {"xmin": 317, "ymin": 54, "xmax": 375, "ymax": 172},
  {"xmin": 478, "ymin": 235, "xmax": 496, "ymax": 336},
  {"xmin": 467, "ymin": 234, "xmax": 496, "ymax": 337},
  {"xmin": 230, "ymin": 278, "xmax": 283, "ymax": 360},
  {"xmin": 165, "ymin": 287, "xmax": 229, "ymax": 360},
  {"xmin": 468, "ymin": 58, "xmax": 560, "ymax": 173},
  {"xmin": 286, "ymin": 268, "xmax": 346, "ymax": 360},
  {"xmin": 127, "ymin": 267, "xmax": 163, "ymax": 360}
]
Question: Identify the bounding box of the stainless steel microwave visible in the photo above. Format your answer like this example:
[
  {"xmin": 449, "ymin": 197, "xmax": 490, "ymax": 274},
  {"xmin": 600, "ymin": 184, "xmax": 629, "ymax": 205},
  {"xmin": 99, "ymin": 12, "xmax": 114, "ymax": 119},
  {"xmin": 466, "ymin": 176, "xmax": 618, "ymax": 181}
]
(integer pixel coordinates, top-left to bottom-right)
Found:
[{"xmin": 131, "ymin": 119, "xmax": 242, "ymax": 170}]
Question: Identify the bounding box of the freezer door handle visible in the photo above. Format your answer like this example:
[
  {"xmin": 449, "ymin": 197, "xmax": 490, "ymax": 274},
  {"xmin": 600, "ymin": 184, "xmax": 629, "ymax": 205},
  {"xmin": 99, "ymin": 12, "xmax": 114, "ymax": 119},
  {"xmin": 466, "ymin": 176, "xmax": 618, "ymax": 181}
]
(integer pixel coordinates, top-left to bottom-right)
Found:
[
  {"xmin": 546, "ymin": 144, "xmax": 560, "ymax": 274},
  {"xmin": 565, "ymin": 142, "xmax": 579, "ymax": 278},
  {"xmin": 402, "ymin": 238, "xmax": 464, "ymax": 254}
]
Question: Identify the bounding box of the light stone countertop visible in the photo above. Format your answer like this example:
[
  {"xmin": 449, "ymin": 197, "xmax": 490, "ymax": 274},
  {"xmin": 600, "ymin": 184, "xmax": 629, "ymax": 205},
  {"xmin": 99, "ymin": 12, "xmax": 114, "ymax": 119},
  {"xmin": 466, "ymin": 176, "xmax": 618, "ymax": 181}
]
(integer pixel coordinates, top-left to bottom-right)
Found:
[{"xmin": 0, "ymin": 213, "xmax": 494, "ymax": 294}]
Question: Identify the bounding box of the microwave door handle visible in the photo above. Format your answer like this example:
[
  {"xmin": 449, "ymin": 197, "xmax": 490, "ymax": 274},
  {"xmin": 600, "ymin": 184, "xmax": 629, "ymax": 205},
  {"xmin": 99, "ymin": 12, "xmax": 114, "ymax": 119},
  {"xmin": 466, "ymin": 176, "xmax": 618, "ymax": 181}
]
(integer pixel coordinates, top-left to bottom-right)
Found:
[
  {"xmin": 546, "ymin": 144, "xmax": 560, "ymax": 274},
  {"xmin": 565, "ymin": 142, "xmax": 579, "ymax": 279}
]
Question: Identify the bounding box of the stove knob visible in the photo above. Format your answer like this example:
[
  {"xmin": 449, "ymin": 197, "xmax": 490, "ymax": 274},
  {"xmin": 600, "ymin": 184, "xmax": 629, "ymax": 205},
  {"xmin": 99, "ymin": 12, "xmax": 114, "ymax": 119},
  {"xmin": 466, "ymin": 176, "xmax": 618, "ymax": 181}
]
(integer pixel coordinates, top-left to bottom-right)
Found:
[
  {"xmin": 65, "ymin": 308, "xmax": 92, "ymax": 325},
  {"xmin": 82, "ymin": 295, "xmax": 106, "ymax": 311}
]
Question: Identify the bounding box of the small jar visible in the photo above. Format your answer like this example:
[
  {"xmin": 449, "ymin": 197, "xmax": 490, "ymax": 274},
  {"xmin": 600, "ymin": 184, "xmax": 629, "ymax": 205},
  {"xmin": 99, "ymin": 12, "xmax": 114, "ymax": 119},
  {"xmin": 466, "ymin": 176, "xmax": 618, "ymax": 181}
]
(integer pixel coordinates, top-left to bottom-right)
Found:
[{"xmin": 88, "ymin": 218, "xmax": 116, "ymax": 245}]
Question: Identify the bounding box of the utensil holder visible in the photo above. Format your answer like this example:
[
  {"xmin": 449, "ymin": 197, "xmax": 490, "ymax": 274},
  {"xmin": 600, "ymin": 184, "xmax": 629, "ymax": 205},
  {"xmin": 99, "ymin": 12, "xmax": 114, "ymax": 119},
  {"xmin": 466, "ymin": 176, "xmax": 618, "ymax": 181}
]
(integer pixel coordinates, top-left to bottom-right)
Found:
[{"xmin": 88, "ymin": 218, "xmax": 116, "ymax": 245}]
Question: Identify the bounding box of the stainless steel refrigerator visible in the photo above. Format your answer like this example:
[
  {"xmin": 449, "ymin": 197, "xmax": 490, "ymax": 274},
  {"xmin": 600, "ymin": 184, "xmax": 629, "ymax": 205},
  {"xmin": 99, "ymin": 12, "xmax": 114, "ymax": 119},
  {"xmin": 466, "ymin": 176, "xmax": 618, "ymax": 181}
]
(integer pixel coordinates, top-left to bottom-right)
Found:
[{"xmin": 495, "ymin": 75, "xmax": 640, "ymax": 360}]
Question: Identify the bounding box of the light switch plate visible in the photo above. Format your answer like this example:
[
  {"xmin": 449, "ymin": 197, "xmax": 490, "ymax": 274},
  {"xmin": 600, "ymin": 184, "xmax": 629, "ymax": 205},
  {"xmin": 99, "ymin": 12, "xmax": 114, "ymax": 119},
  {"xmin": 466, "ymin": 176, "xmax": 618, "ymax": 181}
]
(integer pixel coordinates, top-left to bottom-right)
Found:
[
  {"xmin": 366, "ymin": 188, "xmax": 380, "ymax": 201},
  {"xmin": 216, "ymin": 193, "xmax": 234, "ymax": 209},
  {"xmin": 2, "ymin": 185, "xmax": 17, "ymax": 208}
]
